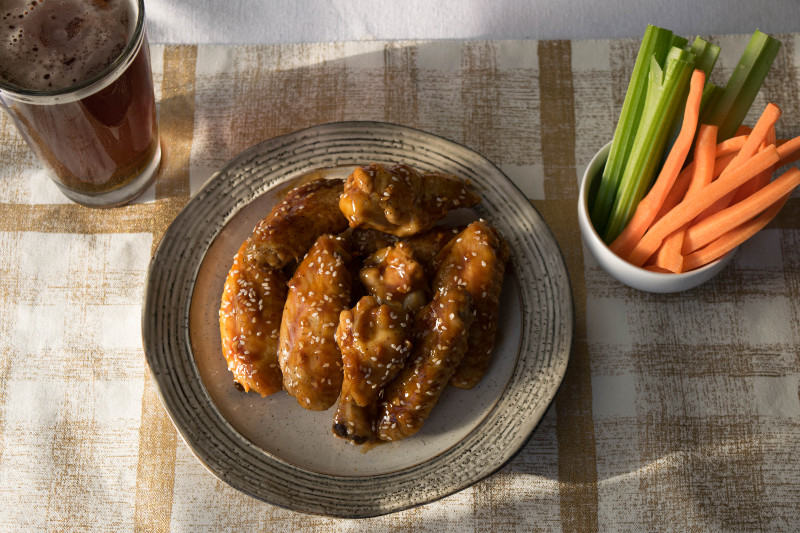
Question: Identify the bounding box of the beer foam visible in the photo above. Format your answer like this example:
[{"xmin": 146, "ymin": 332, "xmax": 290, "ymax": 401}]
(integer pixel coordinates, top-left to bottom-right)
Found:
[{"xmin": 0, "ymin": 0, "xmax": 135, "ymax": 92}]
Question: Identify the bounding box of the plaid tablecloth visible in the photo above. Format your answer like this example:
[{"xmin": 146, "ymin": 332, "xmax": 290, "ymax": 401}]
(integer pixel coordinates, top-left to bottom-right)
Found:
[{"xmin": 1, "ymin": 35, "xmax": 799, "ymax": 532}]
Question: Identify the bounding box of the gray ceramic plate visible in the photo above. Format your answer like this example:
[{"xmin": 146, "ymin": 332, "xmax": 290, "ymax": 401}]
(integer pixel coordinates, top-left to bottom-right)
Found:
[{"xmin": 142, "ymin": 121, "xmax": 573, "ymax": 518}]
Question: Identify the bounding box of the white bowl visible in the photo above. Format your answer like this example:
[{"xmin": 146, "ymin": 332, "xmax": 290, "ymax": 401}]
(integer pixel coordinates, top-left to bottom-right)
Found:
[{"xmin": 577, "ymin": 142, "xmax": 734, "ymax": 293}]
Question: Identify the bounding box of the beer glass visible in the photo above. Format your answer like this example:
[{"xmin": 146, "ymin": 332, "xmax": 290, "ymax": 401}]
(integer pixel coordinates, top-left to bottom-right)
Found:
[{"xmin": 0, "ymin": 0, "xmax": 160, "ymax": 208}]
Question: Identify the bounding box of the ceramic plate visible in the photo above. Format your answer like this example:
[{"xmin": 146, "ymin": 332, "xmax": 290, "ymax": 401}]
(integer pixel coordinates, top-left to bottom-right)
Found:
[{"xmin": 142, "ymin": 121, "xmax": 573, "ymax": 518}]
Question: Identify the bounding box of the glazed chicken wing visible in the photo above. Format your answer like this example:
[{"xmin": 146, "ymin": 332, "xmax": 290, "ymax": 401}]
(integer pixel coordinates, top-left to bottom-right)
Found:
[
  {"xmin": 433, "ymin": 220, "xmax": 509, "ymax": 389},
  {"xmin": 376, "ymin": 286, "xmax": 474, "ymax": 441},
  {"xmin": 219, "ymin": 239, "xmax": 288, "ymax": 396},
  {"xmin": 332, "ymin": 296, "xmax": 412, "ymax": 445},
  {"xmin": 336, "ymin": 296, "xmax": 413, "ymax": 408},
  {"xmin": 279, "ymin": 234, "xmax": 352, "ymax": 410},
  {"xmin": 332, "ymin": 241, "xmax": 428, "ymax": 445},
  {"xmin": 245, "ymin": 178, "xmax": 349, "ymax": 269},
  {"xmin": 218, "ymin": 158, "xmax": 509, "ymax": 446},
  {"xmin": 339, "ymin": 163, "xmax": 480, "ymax": 237}
]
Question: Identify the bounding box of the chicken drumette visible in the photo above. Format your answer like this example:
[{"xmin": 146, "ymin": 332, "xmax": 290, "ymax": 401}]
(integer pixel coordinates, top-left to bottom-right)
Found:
[
  {"xmin": 279, "ymin": 234, "xmax": 352, "ymax": 411},
  {"xmin": 336, "ymin": 296, "xmax": 413, "ymax": 407},
  {"xmin": 339, "ymin": 163, "xmax": 480, "ymax": 237},
  {"xmin": 333, "ymin": 296, "xmax": 412, "ymax": 444}
]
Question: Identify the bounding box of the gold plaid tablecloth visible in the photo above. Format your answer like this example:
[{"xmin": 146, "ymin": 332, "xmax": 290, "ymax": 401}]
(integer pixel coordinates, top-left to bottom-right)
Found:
[{"xmin": 1, "ymin": 36, "xmax": 799, "ymax": 532}]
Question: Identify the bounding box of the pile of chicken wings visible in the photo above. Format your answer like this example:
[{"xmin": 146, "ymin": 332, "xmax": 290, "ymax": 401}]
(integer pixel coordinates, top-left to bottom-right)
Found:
[{"xmin": 219, "ymin": 163, "xmax": 509, "ymax": 447}]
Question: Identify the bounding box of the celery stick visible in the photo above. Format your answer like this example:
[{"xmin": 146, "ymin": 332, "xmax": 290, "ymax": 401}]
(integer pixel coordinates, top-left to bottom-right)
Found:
[
  {"xmin": 603, "ymin": 51, "xmax": 695, "ymax": 242},
  {"xmin": 690, "ymin": 37, "xmax": 721, "ymax": 79},
  {"xmin": 590, "ymin": 25, "xmax": 674, "ymax": 234},
  {"xmin": 699, "ymin": 82, "xmax": 721, "ymax": 120},
  {"xmin": 703, "ymin": 30, "xmax": 781, "ymax": 141},
  {"xmin": 671, "ymin": 35, "xmax": 689, "ymax": 50},
  {"xmin": 662, "ymin": 47, "xmax": 698, "ymax": 155}
]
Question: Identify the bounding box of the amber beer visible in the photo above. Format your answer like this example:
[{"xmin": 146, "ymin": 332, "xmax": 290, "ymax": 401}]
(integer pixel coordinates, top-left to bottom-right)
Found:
[{"xmin": 0, "ymin": 0, "xmax": 159, "ymax": 207}]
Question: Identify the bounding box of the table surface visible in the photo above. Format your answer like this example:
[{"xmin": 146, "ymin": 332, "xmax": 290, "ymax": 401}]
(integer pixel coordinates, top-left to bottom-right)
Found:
[{"xmin": 2, "ymin": 3, "xmax": 800, "ymax": 532}]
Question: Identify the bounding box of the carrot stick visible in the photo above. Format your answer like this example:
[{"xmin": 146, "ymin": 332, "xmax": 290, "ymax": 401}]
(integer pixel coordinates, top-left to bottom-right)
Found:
[
  {"xmin": 687, "ymin": 125, "xmax": 720, "ymax": 195},
  {"xmin": 735, "ymin": 125, "xmax": 753, "ymax": 136},
  {"xmin": 653, "ymin": 151, "xmax": 737, "ymax": 223},
  {"xmin": 653, "ymin": 136, "xmax": 743, "ymax": 225},
  {"xmin": 731, "ymin": 125, "xmax": 776, "ymax": 203},
  {"xmin": 682, "ymin": 189, "xmax": 793, "ymax": 271},
  {"xmin": 726, "ymin": 103, "xmax": 781, "ymax": 167},
  {"xmin": 693, "ymin": 103, "xmax": 782, "ymax": 221},
  {"xmin": 652, "ymin": 124, "xmax": 719, "ymax": 272},
  {"xmin": 653, "ymin": 168, "xmax": 692, "ymax": 220},
  {"xmin": 652, "ymin": 231, "xmax": 685, "ymax": 272},
  {"xmin": 625, "ymin": 146, "xmax": 781, "ymax": 266},
  {"xmin": 776, "ymin": 134, "xmax": 800, "ymax": 167},
  {"xmin": 608, "ymin": 70, "xmax": 705, "ymax": 258},
  {"xmin": 716, "ymin": 134, "xmax": 748, "ymax": 156},
  {"xmin": 682, "ymin": 166, "xmax": 800, "ymax": 254}
]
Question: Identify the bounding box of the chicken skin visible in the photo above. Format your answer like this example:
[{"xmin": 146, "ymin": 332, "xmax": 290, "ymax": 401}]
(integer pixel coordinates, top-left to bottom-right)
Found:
[
  {"xmin": 376, "ymin": 286, "xmax": 474, "ymax": 441},
  {"xmin": 339, "ymin": 163, "xmax": 480, "ymax": 237},
  {"xmin": 219, "ymin": 239, "xmax": 288, "ymax": 396},
  {"xmin": 279, "ymin": 234, "xmax": 352, "ymax": 411},
  {"xmin": 245, "ymin": 178, "xmax": 349, "ymax": 269},
  {"xmin": 433, "ymin": 220, "xmax": 509, "ymax": 389}
]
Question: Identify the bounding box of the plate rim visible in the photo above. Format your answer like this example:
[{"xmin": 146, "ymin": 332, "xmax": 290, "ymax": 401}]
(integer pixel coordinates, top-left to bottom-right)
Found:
[{"xmin": 142, "ymin": 120, "xmax": 574, "ymax": 518}]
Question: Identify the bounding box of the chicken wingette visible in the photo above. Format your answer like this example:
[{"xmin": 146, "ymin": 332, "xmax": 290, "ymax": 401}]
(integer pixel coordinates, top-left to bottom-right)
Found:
[
  {"xmin": 219, "ymin": 239, "xmax": 288, "ymax": 396},
  {"xmin": 279, "ymin": 234, "xmax": 352, "ymax": 410}
]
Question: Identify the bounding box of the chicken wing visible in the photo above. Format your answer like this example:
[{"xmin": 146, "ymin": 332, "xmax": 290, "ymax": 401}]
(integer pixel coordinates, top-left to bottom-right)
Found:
[
  {"xmin": 359, "ymin": 242, "xmax": 428, "ymax": 312},
  {"xmin": 279, "ymin": 234, "xmax": 352, "ymax": 410},
  {"xmin": 336, "ymin": 296, "xmax": 413, "ymax": 408},
  {"xmin": 245, "ymin": 178, "xmax": 349, "ymax": 269},
  {"xmin": 433, "ymin": 220, "xmax": 509, "ymax": 389},
  {"xmin": 332, "ymin": 296, "xmax": 412, "ymax": 445},
  {"xmin": 219, "ymin": 239, "xmax": 288, "ymax": 396},
  {"xmin": 376, "ymin": 286, "xmax": 474, "ymax": 442},
  {"xmin": 339, "ymin": 163, "xmax": 480, "ymax": 237},
  {"xmin": 333, "ymin": 242, "xmax": 426, "ymax": 445}
]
